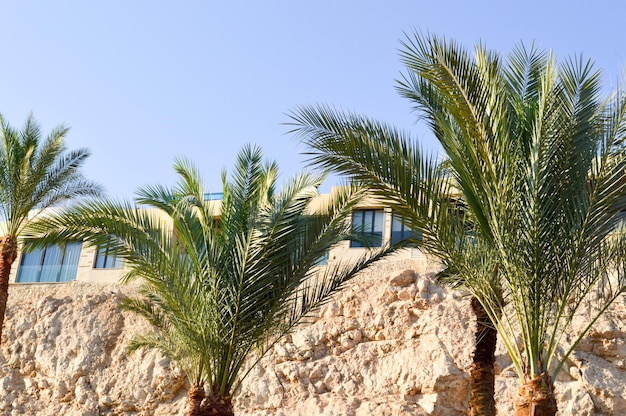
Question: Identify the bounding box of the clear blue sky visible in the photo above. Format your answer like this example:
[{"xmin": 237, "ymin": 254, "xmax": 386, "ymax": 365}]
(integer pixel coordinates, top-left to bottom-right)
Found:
[{"xmin": 1, "ymin": 1, "xmax": 625, "ymax": 197}]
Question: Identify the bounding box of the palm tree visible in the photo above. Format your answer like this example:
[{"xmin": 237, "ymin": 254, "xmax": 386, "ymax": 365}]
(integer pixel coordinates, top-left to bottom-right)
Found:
[
  {"xmin": 289, "ymin": 33, "xmax": 626, "ymax": 415},
  {"xmin": 28, "ymin": 144, "xmax": 393, "ymax": 416},
  {"xmin": 289, "ymin": 105, "xmax": 499, "ymax": 415},
  {"xmin": 0, "ymin": 113, "xmax": 100, "ymax": 343}
]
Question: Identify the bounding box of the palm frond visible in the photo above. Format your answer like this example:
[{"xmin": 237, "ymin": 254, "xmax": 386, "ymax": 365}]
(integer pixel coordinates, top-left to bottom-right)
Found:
[
  {"xmin": 29, "ymin": 144, "xmax": 385, "ymax": 397},
  {"xmin": 0, "ymin": 114, "xmax": 101, "ymax": 238},
  {"xmin": 292, "ymin": 31, "xmax": 626, "ymax": 387}
]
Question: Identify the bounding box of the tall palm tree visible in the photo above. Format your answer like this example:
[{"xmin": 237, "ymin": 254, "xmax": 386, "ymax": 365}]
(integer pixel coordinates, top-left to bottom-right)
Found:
[
  {"xmin": 289, "ymin": 33, "xmax": 626, "ymax": 415},
  {"xmin": 0, "ymin": 113, "xmax": 100, "ymax": 343},
  {"xmin": 28, "ymin": 144, "xmax": 393, "ymax": 416},
  {"xmin": 289, "ymin": 105, "xmax": 499, "ymax": 415}
]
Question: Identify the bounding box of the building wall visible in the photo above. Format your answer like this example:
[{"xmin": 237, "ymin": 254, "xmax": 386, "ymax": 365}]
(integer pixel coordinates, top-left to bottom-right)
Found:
[
  {"xmin": 8, "ymin": 190, "xmax": 420, "ymax": 285},
  {"xmin": 9, "ymin": 241, "xmax": 123, "ymax": 284},
  {"xmin": 75, "ymin": 244, "xmax": 124, "ymax": 283}
]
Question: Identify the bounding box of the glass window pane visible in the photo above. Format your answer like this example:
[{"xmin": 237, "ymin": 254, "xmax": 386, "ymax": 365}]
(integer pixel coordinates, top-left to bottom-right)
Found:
[
  {"xmin": 392, "ymin": 215, "xmax": 403, "ymax": 231},
  {"xmin": 351, "ymin": 209, "xmax": 383, "ymax": 248},
  {"xmin": 94, "ymin": 246, "xmax": 123, "ymax": 269},
  {"xmin": 17, "ymin": 242, "xmax": 81, "ymax": 283},
  {"xmin": 363, "ymin": 212, "xmax": 373, "ymax": 232},
  {"xmin": 16, "ymin": 248, "xmax": 44, "ymax": 283},
  {"xmin": 94, "ymin": 247, "xmax": 106, "ymax": 268},
  {"xmin": 315, "ymin": 251, "xmax": 329, "ymax": 266},
  {"xmin": 391, "ymin": 213, "xmax": 421, "ymax": 245},
  {"xmin": 59, "ymin": 242, "xmax": 82, "ymax": 282},
  {"xmin": 40, "ymin": 245, "xmax": 62, "ymax": 282},
  {"xmin": 391, "ymin": 214, "xmax": 404, "ymax": 244},
  {"xmin": 351, "ymin": 211, "xmax": 363, "ymax": 232},
  {"xmin": 350, "ymin": 211, "xmax": 363, "ymax": 247},
  {"xmin": 373, "ymin": 210, "xmax": 384, "ymax": 232}
]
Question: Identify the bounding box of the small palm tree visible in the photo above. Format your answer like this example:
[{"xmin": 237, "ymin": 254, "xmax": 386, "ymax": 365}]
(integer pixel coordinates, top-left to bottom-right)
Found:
[
  {"xmin": 0, "ymin": 113, "xmax": 100, "ymax": 343},
  {"xmin": 29, "ymin": 145, "xmax": 392, "ymax": 416},
  {"xmin": 290, "ymin": 33, "xmax": 626, "ymax": 415}
]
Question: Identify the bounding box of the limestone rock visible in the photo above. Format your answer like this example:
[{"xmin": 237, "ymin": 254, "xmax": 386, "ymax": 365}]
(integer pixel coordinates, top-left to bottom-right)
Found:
[
  {"xmin": 0, "ymin": 283, "xmax": 187, "ymax": 415},
  {"xmin": 0, "ymin": 259, "xmax": 625, "ymax": 415}
]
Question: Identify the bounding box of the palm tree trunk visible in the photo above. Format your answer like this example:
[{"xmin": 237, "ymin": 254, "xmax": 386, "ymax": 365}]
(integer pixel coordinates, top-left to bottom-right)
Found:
[
  {"xmin": 0, "ymin": 235, "xmax": 17, "ymax": 344},
  {"xmin": 515, "ymin": 372, "xmax": 557, "ymax": 416},
  {"xmin": 187, "ymin": 385, "xmax": 206, "ymax": 416},
  {"xmin": 469, "ymin": 296, "xmax": 497, "ymax": 416},
  {"xmin": 206, "ymin": 384, "xmax": 234, "ymax": 416},
  {"xmin": 187, "ymin": 384, "xmax": 234, "ymax": 416}
]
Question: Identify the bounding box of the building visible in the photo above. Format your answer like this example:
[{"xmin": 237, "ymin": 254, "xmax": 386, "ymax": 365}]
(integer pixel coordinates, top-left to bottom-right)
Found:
[{"xmin": 8, "ymin": 190, "xmax": 424, "ymax": 285}]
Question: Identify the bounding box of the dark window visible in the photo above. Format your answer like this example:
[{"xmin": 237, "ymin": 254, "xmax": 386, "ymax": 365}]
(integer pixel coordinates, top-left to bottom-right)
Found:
[
  {"xmin": 391, "ymin": 214, "xmax": 421, "ymax": 244},
  {"xmin": 17, "ymin": 242, "xmax": 82, "ymax": 283},
  {"xmin": 351, "ymin": 209, "xmax": 384, "ymax": 248},
  {"xmin": 94, "ymin": 246, "xmax": 123, "ymax": 269}
]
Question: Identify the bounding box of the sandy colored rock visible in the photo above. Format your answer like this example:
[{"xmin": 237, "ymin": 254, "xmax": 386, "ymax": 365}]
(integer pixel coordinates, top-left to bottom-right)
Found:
[{"xmin": 0, "ymin": 259, "xmax": 624, "ymax": 415}]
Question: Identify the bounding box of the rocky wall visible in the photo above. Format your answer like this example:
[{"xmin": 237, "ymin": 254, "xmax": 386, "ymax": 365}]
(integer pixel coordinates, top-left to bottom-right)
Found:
[{"xmin": 0, "ymin": 258, "xmax": 624, "ymax": 415}]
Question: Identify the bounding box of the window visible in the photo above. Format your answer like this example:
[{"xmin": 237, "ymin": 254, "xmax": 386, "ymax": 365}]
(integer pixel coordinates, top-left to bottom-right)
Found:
[
  {"xmin": 316, "ymin": 251, "xmax": 329, "ymax": 266},
  {"xmin": 350, "ymin": 209, "xmax": 384, "ymax": 248},
  {"xmin": 16, "ymin": 242, "xmax": 82, "ymax": 283},
  {"xmin": 391, "ymin": 214, "xmax": 421, "ymax": 245},
  {"xmin": 203, "ymin": 192, "xmax": 224, "ymax": 201},
  {"xmin": 94, "ymin": 246, "xmax": 123, "ymax": 269},
  {"xmin": 613, "ymin": 210, "xmax": 626, "ymax": 232}
]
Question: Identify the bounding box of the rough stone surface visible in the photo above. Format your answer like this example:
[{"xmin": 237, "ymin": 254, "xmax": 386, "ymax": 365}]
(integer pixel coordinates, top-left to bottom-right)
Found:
[
  {"xmin": 0, "ymin": 283, "xmax": 187, "ymax": 415},
  {"xmin": 0, "ymin": 259, "xmax": 625, "ymax": 415}
]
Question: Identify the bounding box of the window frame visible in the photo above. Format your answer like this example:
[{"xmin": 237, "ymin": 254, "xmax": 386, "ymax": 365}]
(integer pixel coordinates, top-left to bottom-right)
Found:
[
  {"xmin": 390, "ymin": 213, "xmax": 421, "ymax": 245},
  {"xmin": 350, "ymin": 209, "xmax": 384, "ymax": 248},
  {"xmin": 93, "ymin": 246, "xmax": 123, "ymax": 269},
  {"xmin": 16, "ymin": 242, "xmax": 83, "ymax": 283}
]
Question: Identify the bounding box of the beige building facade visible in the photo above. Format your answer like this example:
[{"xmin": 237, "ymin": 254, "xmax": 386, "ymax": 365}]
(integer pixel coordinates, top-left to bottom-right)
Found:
[{"xmin": 9, "ymin": 190, "xmax": 422, "ymax": 285}]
